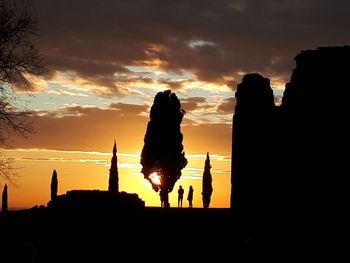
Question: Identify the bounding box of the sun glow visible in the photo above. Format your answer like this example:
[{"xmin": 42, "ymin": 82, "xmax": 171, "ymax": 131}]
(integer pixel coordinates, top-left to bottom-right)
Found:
[
  {"xmin": 1, "ymin": 148, "xmax": 231, "ymax": 208},
  {"xmin": 149, "ymin": 172, "xmax": 161, "ymax": 186}
]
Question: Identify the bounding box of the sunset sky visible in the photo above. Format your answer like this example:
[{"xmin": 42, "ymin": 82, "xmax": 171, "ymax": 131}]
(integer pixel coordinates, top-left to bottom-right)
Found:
[{"xmin": 1, "ymin": 0, "xmax": 349, "ymax": 209}]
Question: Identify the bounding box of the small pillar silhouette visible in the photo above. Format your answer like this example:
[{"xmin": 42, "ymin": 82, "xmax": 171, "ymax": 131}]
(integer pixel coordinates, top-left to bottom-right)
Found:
[
  {"xmin": 108, "ymin": 140, "xmax": 119, "ymax": 193},
  {"xmin": 230, "ymin": 73, "xmax": 275, "ymax": 215}
]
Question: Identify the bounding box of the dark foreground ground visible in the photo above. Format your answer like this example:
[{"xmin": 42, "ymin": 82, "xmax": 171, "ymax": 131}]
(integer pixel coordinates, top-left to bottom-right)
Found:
[
  {"xmin": 0, "ymin": 206, "xmax": 343, "ymax": 263},
  {"xmin": 0, "ymin": 207, "xmax": 240, "ymax": 262}
]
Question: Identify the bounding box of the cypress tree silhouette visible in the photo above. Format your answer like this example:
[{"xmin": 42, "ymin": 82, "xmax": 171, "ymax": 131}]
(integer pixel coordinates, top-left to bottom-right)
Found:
[
  {"xmin": 108, "ymin": 140, "xmax": 119, "ymax": 193},
  {"xmin": 2, "ymin": 184, "xmax": 8, "ymax": 213},
  {"xmin": 202, "ymin": 152, "xmax": 213, "ymax": 208},
  {"xmin": 50, "ymin": 169, "xmax": 58, "ymax": 201},
  {"xmin": 141, "ymin": 90, "xmax": 188, "ymax": 207}
]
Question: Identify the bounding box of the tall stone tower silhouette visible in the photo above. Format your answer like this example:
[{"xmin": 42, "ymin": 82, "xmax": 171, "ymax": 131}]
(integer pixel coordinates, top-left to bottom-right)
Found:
[
  {"xmin": 230, "ymin": 73, "xmax": 276, "ymax": 219},
  {"xmin": 108, "ymin": 140, "xmax": 119, "ymax": 193}
]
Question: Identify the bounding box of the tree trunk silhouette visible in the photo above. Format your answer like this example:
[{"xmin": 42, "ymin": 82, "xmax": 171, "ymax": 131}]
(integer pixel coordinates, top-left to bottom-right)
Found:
[{"xmin": 160, "ymin": 189, "xmax": 169, "ymax": 208}]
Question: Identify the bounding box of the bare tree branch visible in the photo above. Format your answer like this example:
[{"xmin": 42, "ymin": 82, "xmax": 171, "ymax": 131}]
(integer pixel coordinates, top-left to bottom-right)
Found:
[
  {"xmin": 0, "ymin": 0, "xmax": 44, "ymax": 183},
  {"xmin": 0, "ymin": 153, "xmax": 20, "ymax": 186}
]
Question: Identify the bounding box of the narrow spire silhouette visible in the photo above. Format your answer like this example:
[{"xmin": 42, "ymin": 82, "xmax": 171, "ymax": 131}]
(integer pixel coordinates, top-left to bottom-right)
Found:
[
  {"xmin": 108, "ymin": 139, "xmax": 119, "ymax": 193},
  {"xmin": 202, "ymin": 152, "xmax": 213, "ymax": 208},
  {"xmin": 50, "ymin": 169, "xmax": 58, "ymax": 201}
]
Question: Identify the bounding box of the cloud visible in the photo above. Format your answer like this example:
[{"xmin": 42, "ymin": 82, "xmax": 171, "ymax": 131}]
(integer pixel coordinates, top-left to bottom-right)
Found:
[
  {"xmin": 7, "ymin": 103, "xmax": 149, "ymax": 153},
  {"xmin": 42, "ymin": 102, "xmax": 149, "ymax": 118},
  {"xmin": 109, "ymin": 103, "xmax": 149, "ymax": 115},
  {"xmin": 158, "ymin": 79, "xmax": 188, "ymax": 90},
  {"xmin": 180, "ymin": 97, "xmax": 207, "ymax": 112},
  {"xmin": 32, "ymin": 0, "xmax": 350, "ymax": 95},
  {"xmin": 10, "ymin": 0, "xmax": 348, "ymax": 157},
  {"xmin": 2, "ymin": 148, "xmax": 230, "ymax": 182},
  {"xmin": 47, "ymin": 89, "xmax": 88, "ymax": 97},
  {"xmin": 43, "ymin": 52, "xmax": 129, "ymax": 78},
  {"xmin": 217, "ymin": 97, "xmax": 236, "ymax": 114},
  {"xmin": 182, "ymin": 122, "xmax": 232, "ymax": 155},
  {"xmin": 8, "ymin": 103, "xmax": 233, "ymax": 155}
]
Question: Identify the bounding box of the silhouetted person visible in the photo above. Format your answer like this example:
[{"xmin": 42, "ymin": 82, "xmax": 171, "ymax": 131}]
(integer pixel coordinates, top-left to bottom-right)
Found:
[
  {"xmin": 2, "ymin": 184, "xmax": 8, "ymax": 213},
  {"xmin": 187, "ymin": 185, "xmax": 194, "ymax": 208},
  {"xmin": 177, "ymin": 185, "xmax": 184, "ymax": 207},
  {"xmin": 50, "ymin": 169, "xmax": 58, "ymax": 201}
]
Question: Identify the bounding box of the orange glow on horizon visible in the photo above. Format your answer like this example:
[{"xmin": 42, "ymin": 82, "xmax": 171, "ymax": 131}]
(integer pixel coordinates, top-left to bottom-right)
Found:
[{"xmin": 1, "ymin": 146, "xmax": 231, "ymax": 209}]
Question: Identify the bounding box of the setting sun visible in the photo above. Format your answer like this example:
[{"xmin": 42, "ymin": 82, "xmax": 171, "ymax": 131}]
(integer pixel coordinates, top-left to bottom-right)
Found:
[{"xmin": 149, "ymin": 172, "xmax": 161, "ymax": 186}]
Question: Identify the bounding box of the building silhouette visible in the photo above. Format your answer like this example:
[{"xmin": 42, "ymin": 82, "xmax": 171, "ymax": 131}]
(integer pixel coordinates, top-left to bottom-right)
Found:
[
  {"xmin": 47, "ymin": 140, "xmax": 144, "ymax": 210},
  {"xmin": 230, "ymin": 46, "xmax": 350, "ymax": 262}
]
